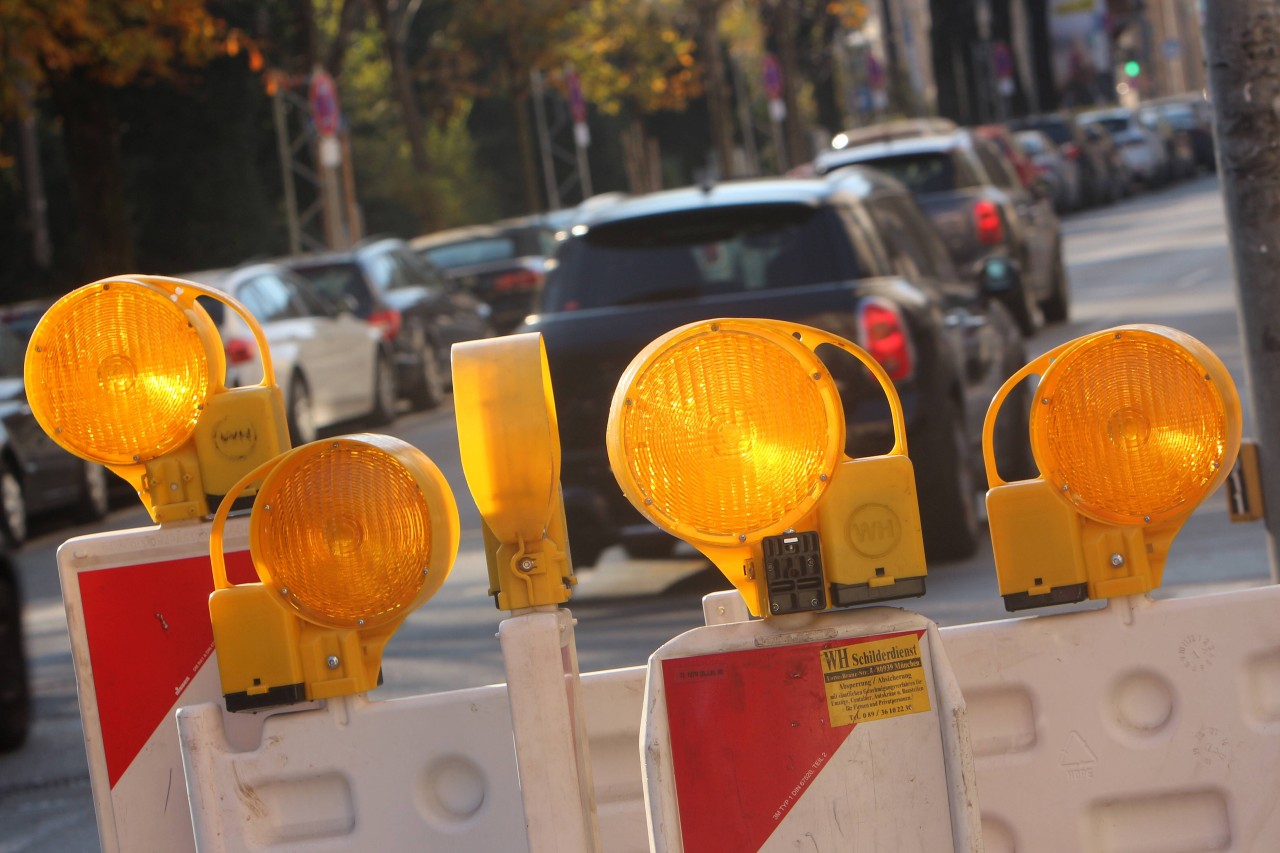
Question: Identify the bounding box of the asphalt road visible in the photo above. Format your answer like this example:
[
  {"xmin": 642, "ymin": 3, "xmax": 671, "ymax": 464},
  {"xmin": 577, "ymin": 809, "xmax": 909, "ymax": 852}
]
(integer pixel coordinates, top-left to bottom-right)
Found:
[{"xmin": 0, "ymin": 172, "xmax": 1269, "ymax": 851}]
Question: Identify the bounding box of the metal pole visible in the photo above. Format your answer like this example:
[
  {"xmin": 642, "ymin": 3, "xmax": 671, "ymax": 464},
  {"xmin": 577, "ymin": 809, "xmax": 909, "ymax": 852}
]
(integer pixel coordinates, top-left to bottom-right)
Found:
[
  {"xmin": 273, "ymin": 87, "xmax": 303, "ymax": 255},
  {"xmin": 1203, "ymin": 0, "xmax": 1280, "ymax": 583},
  {"xmin": 529, "ymin": 70, "xmax": 561, "ymax": 212}
]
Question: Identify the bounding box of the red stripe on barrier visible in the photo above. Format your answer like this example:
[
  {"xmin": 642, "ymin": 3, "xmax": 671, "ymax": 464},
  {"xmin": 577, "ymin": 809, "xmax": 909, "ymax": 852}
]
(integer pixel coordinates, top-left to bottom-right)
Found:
[
  {"xmin": 662, "ymin": 630, "xmax": 925, "ymax": 852},
  {"xmin": 79, "ymin": 551, "xmax": 255, "ymax": 788}
]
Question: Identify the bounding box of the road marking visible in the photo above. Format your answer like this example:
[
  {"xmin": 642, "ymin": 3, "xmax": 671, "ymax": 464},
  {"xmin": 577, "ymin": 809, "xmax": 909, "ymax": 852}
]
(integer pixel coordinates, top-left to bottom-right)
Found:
[{"xmin": 1175, "ymin": 266, "xmax": 1213, "ymax": 289}]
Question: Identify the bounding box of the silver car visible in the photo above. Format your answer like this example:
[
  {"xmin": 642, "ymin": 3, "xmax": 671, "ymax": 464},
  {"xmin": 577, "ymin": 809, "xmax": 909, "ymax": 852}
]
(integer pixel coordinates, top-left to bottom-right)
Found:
[{"xmin": 185, "ymin": 263, "xmax": 398, "ymax": 446}]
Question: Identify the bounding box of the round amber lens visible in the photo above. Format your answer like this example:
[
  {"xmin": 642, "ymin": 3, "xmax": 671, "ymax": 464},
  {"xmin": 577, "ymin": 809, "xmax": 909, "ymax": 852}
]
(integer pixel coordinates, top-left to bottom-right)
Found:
[
  {"xmin": 25, "ymin": 283, "xmax": 209, "ymax": 464},
  {"xmin": 254, "ymin": 441, "xmax": 432, "ymax": 629},
  {"xmin": 1033, "ymin": 330, "xmax": 1231, "ymax": 525},
  {"xmin": 615, "ymin": 327, "xmax": 836, "ymax": 542}
]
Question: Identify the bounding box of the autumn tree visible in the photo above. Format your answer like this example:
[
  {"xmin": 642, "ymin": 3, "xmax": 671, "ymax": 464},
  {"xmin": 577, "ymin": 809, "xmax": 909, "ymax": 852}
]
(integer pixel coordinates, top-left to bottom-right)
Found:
[
  {"xmin": 0, "ymin": 0, "xmax": 244, "ymax": 279},
  {"xmin": 561, "ymin": 0, "xmax": 702, "ymax": 191}
]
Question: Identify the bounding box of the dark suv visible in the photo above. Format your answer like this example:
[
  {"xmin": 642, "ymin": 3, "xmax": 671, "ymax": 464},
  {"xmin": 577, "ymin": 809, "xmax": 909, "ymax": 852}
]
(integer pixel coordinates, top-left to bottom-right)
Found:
[
  {"xmin": 521, "ymin": 171, "xmax": 1034, "ymax": 566},
  {"xmin": 284, "ymin": 238, "xmax": 492, "ymax": 411},
  {"xmin": 814, "ymin": 127, "xmax": 1069, "ymax": 335}
]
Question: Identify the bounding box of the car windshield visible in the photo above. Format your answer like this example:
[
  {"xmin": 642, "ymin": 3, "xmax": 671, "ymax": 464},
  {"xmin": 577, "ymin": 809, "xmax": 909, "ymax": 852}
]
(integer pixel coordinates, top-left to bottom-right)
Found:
[
  {"xmin": 1015, "ymin": 133, "xmax": 1046, "ymax": 154},
  {"xmin": 542, "ymin": 203, "xmax": 859, "ymax": 312},
  {"xmin": 423, "ymin": 237, "xmax": 518, "ymax": 269},
  {"xmin": 841, "ymin": 152, "xmax": 959, "ymax": 193},
  {"xmin": 1161, "ymin": 105, "xmax": 1197, "ymax": 129},
  {"xmin": 289, "ymin": 262, "xmax": 374, "ymax": 314}
]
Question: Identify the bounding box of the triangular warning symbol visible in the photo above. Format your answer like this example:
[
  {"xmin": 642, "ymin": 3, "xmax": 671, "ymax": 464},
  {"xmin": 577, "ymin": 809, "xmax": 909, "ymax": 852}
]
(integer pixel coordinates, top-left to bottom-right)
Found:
[{"xmin": 1060, "ymin": 730, "xmax": 1097, "ymax": 766}]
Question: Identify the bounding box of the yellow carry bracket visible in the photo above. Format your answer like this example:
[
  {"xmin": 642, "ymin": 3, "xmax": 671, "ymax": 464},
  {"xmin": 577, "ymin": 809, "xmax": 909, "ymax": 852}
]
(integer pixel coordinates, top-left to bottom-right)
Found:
[
  {"xmin": 208, "ymin": 434, "xmax": 459, "ymax": 711},
  {"xmin": 606, "ymin": 318, "xmax": 927, "ymax": 618},
  {"xmin": 24, "ymin": 275, "xmax": 289, "ymax": 522},
  {"xmin": 982, "ymin": 324, "xmax": 1242, "ymax": 611},
  {"xmin": 453, "ymin": 333, "xmax": 575, "ymax": 610}
]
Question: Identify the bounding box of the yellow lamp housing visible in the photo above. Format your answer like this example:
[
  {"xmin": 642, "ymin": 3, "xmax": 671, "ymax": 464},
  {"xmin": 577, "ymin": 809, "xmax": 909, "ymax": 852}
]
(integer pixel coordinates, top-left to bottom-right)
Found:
[
  {"xmin": 606, "ymin": 318, "xmax": 927, "ymax": 619},
  {"xmin": 452, "ymin": 333, "xmax": 575, "ymax": 611},
  {"xmin": 207, "ymin": 434, "xmax": 459, "ymax": 711},
  {"xmin": 24, "ymin": 275, "xmax": 290, "ymax": 522},
  {"xmin": 982, "ymin": 325, "xmax": 1242, "ymax": 611}
]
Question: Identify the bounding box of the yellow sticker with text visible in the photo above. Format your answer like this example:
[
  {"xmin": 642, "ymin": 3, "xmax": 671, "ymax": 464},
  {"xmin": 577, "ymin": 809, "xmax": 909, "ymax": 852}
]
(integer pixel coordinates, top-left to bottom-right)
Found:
[{"xmin": 820, "ymin": 632, "xmax": 930, "ymax": 727}]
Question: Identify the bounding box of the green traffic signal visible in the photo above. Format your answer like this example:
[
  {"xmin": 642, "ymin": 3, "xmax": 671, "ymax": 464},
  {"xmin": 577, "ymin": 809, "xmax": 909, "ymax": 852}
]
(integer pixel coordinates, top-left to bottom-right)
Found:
[{"xmin": 1124, "ymin": 60, "xmax": 1141, "ymax": 78}]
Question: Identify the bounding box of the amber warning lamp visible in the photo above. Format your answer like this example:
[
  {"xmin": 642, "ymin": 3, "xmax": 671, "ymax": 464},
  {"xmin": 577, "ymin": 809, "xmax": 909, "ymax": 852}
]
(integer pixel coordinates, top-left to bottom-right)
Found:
[
  {"xmin": 208, "ymin": 434, "xmax": 459, "ymax": 710},
  {"xmin": 24, "ymin": 275, "xmax": 290, "ymax": 522},
  {"xmin": 606, "ymin": 318, "xmax": 927, "ymax": 618},
  {"xmin": 452, "ymin": 333, "xmax": 575, "ymax": 610},
  {"xmin": 982, "ymin": 325, "xmax": 1241, "ymax": 611}
]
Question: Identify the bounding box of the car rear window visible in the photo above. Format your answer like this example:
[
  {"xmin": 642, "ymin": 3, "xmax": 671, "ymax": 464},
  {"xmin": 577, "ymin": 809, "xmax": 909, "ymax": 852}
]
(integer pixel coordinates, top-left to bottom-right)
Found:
[
  {"xmin": 423, "ymin": 238, "xmax": 518, "ymax": 269},
  {"xmin": 542, "ymin": 204, "xmax": 863, "ymax": 312},
  {"xmin": 1087, "ymin": 116, "xmax": 1130, "ymax": 135},
  {"xmin": 842, "ymin": 152, "xmax": 963, "ymax": 193},
  {"xmin": 1017, "ymin": 120, "xmax": 1071, "ymax": 145},
  {"xmin": 289, "ymin": 262, "xmax": 375, "ymax": 315}
]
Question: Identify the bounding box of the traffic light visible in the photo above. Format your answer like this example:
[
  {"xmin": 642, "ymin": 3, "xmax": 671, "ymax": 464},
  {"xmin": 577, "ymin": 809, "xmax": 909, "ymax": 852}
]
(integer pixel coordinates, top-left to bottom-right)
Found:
[
  {"xmin": 24, "ymin": 275, "xmax": 289, "ymax": 521},
  {"xmin": 982, "ymin": 325, "xmax": 1241, "ymax": 611},
  {"xmin": 1124, "ymin": 60, "xmax": 1142, "ymax": 78},
  {"xmin": 452, "ymin": 333, "xmax": 575, "ymax": 610},
  {"xmin": 208, "ymin": 434, "xmax": 459, "ymax": 710},
  {"xmin": 606, "ymin": 318, "xmax": 927, "ymax": 618}
]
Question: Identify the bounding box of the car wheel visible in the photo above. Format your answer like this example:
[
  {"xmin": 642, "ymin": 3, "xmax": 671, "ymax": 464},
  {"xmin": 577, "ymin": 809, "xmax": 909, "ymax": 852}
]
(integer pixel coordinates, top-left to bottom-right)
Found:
[
  {"xmin": 369, "ymin": 353, "xmax": 397, "ymax": 426},
  {"xmin": 1041, "ymin": 250, "xmax": 1071, "ymax": 325},
  {"xmin": 407, "ymin": 341, "xmax": 445, "ymax": 412},
  {"xmin": 0, "ymin": 464, "xmax": 27, "ymax": 547},
  {"xmin": 0, "ymin": 555, "xmax": 31, "ymax": 753},
  {"xmin": 1009, "ymin": 271, "xmax": 1044, "ymax": 337},
  {"xmin": 74, "ymin": 462, "xmax": 111, "ymax": 523},
  {"xmin": 913, "ymin": 394, "xmax": 981, "ymax": 564},
  {"xmin": 286, "ymin": 376, "xmax": 317, "ymax": 446}
]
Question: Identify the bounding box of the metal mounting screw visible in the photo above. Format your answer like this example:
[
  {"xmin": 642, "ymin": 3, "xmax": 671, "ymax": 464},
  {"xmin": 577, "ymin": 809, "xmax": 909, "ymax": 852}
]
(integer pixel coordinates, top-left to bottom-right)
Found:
[
  {"xmin": 279, "ymin": 587, "xmax": 289, "ymax": 596},
  {"xmin": 357, "ymin": 618, "xmax": 365, "ymax": 626},
  {"xmin": 1041, "ymin": 398, "xmax": 1050, "ymax": 405},
  {"xmin": 326, "ymin": 655, "xmax": 340, "ymax": 670},
  {"xmin": 739, "ymin": 534, "xmax": 747, "ymax": 542},
  {"xmin": 1143, "ymin": 515, "xmax": 1151, "ymax": 523},
  {"xmin": 519, "ymin": 558, "xmax": 535, "ymax": 572},
  {"xmin": 1110, "ymin": 553, "xmax": 1125, "ymax": 568}
]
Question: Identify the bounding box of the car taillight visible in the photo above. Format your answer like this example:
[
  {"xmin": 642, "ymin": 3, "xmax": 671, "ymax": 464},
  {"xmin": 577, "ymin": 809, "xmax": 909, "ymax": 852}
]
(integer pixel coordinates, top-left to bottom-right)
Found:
[
  {"xmin": 1061, "ymin": 141, "xmax": 1080, "ymax": 160},
  {"xmin": 494, "ymin": 268, "xmax": 544, "ymax": 293},
  {"xmin": 225, "ymin": 338, "xmax": 256, "ymax": 365},
  {"xmin": 369, "ymin": 308, "xmax": 402, "ymax": 341},
  {"xmin": 858, "ymin": 299, "xmax": 913, "ymax": 382},
  {"xmin": 974, "ymin": 200, "xmax": 1004, "ymax": 246}
]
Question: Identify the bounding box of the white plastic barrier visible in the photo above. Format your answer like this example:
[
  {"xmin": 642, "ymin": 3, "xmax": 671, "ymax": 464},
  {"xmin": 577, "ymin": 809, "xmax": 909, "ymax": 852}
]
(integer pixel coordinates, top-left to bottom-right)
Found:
[
  {"xmin": 174, "ymin": 586, "xmax": 1280, "ymax": 851},
  {"xmin": 177, "ymin": 666, "xmax": 647, "ymax": 853}
]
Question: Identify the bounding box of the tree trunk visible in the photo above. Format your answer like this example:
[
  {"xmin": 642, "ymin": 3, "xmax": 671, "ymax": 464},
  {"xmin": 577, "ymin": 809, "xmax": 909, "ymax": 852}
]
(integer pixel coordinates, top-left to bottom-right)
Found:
[
  {"xmin": 774, "ymin": 0, "xmax": 810, "ymax": 168},
  {"xmin": 371, "ymin": 0, "xmax": 430, "ymax": 173},
  {"xmin": 696, "ymin": 0, "xmax": 736, "ymax": 179},
  {"xmin": 513, "ymin": 91, "xmax": 542, "ymax": 213},
  {"xmin": 1203, "ymin": 0, "xmax": 1280, "ymax": 582},
  {"xmin": 49, "ymin": 71, "xmax": 134, "ymax": 279}
]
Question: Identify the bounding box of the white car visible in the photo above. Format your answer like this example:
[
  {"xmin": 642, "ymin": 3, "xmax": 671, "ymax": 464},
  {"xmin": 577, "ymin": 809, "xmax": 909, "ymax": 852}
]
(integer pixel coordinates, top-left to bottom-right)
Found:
[
  {"xmin": 1078, "ymin": 108, "xmax": 1168, "ymax": 185},
  {"xmin": 185, "ymin": 263, "xmax": 398, "ymax": 445}
]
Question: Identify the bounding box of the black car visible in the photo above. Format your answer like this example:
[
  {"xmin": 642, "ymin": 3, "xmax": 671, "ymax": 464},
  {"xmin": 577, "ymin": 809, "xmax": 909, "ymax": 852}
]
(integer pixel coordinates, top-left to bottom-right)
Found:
[
  {"xmin": 1008, "ymin": 113, "xmax": 1118, "ymax": 207},
  {"xmin": 0, "ymin": 548, "xmax": 29, "ymax": 752},
  {"xmin": 521, "ymin": 171, "xmax": 1034, "ymax": 566},
  {"xmin": 284, "ymin": 238, "xmax": 493, "ymax": 411},
  {"xmin": 410, "ymin": 217, "xmax": 559, "ymax": 334},
  {"xmin": 0, "ymin": 322, "xmax": 111, "ymax": 545},
  {"xmin": 815, "ymin": 127, "xmax": 1069, "ymax": 336}
]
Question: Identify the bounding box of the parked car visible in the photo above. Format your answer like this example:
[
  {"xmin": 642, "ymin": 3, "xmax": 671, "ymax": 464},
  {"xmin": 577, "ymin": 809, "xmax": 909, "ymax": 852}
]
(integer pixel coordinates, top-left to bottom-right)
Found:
[
  {"xmin": 829, "ymin": 117, "xmax": 959, "ymax": 150},
  {"xmin": 284, "ymin": 238, "xmax": 492, "ymax": 412},
  {"xmin": 0, "ymin": 547, "xmax": 29, "ymax": 752},
  {"xmin": 186, "ymin": 262, "xmax": 397, "ymax": 445},
  {"xmin": 1008, "ymin": 113, "xmax": 1116, "ymax": 207},
  {"xmin": 1142, "ymin": 94, "xmax": 1216, "ymax": 172},
  {"xmin": 814, "ymin": 126, "xmax": 1068, "ymax": 336},
  {"xmin": 1013, "ymin": 129, "xmax": 1078, "ymax": 212},
  {"xmin": 1137, "ymin": 101, "xmax": 1202, "ymax": 178},
  {"xmin": 411, "ymin": 217, "xmax": 559, "ymax": 333},
  {"xmin": 1078, "ymin": 107, "xmax": 1171, "ymax": 186},
  {"xmin": 1080, "ymin": 121, "xmax": 1135, "ymax": 199},
  {"xmin": 0, "ymin": 321, "xmax": 111, "ymax": 545},
  {"xmin": 521, "ymin": 171, "xmax": 1035, "ymax": 567},
  {"xmin": 973, "ymin": 124, "xmax": 1040, "ymax": 193}
]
